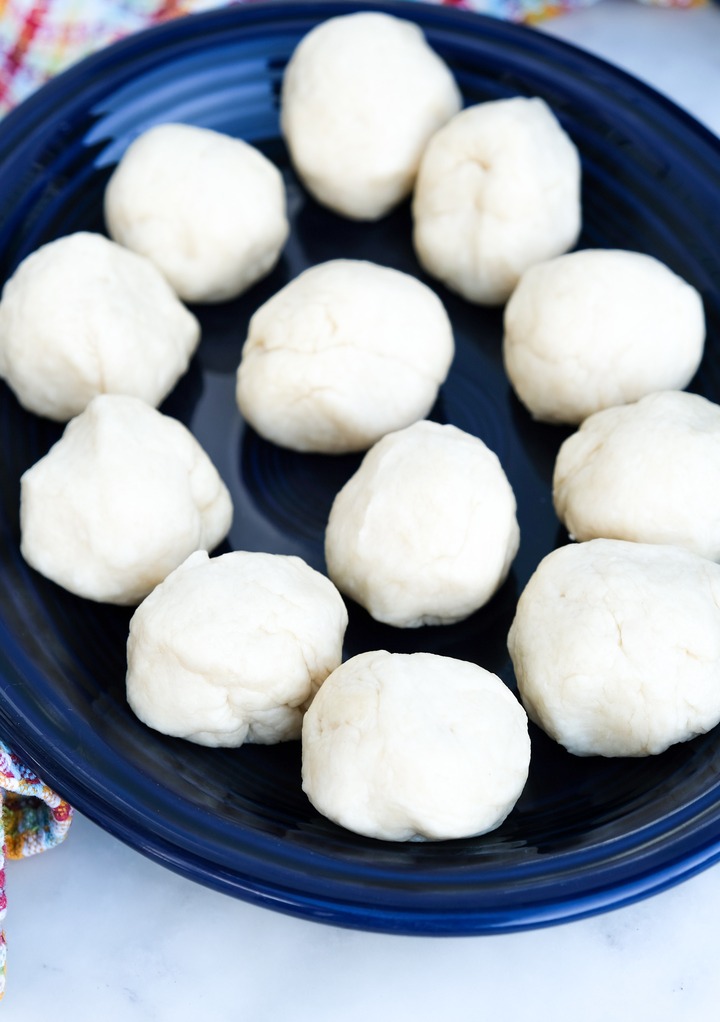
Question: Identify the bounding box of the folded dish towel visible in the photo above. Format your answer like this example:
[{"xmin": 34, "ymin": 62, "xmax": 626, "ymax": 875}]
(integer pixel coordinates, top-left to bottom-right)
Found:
[{"xmin": 0, "ymin": 0, "xmax": 706, "ymax": 115}]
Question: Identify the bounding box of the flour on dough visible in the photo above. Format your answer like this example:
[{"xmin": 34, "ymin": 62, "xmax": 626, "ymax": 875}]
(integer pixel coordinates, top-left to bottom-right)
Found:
[
  {"xmin": 0, "ymin": 232, "xmax": 200, "ymax": 421},
  {"xmin": 105, "ymin": 123, "xmax": 288, "ymax": 303},
  {"xmin": 20, "ymin": 394, "xmax": 233, "ymax": 604},
  {"xmin": 302, "ymin": 650, "xmax": 530, "ymax": 841},
  {"xmin": 553, "ymin": 391, "xmax": 720, "ymax": 560},
  {"xmin": 127, "ymin": 549, "xmax": 348, "ymax": 747},
  {"xmin": 236, "ymin": 260, "xmax": 454, "ymax": 453},
  {"xmin": 281, "ymin": 12, "xmax": 461, "ymax": 220},
  {"xmin": 503, "ymin": 249, "xmax": 705, "ymax": 424},
  {"xmin": 508, "ymin": 539, "xmax": 720, "ymax": 757},
  {"xmin": 413, "ymin": 97, "xmax": 581, "ymax": 305},
  {"xmin": 325, "ymin": 420, "xmax": 519, "ymax": 626}
]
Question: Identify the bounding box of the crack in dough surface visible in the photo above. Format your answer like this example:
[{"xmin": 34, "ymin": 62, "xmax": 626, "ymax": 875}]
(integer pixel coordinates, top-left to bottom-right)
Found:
[
  {"xmin": 508, "ymin": 539, "xmax": 720, "ymax": 757},
  {"xmin": 236, "ymin": 260, "xmax": 454, "ymax": 454},
  {"xmin": 325, "ymin": 420, "xmax": 519, "ymax": 627},
  {"xmin": 127, "ymin": 550, "xmax": 348, "ymax": 747},
  {"xmin": 302, "ymin": 650, "xmax": 530, "ymax": 841},
  {"xmin": 503, "ymin": 250, "xmax": 705, "ymax": 424}
]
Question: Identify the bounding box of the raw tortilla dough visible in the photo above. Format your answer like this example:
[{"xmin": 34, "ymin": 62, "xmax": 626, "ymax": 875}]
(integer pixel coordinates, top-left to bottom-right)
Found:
[
  {"xmin": 20, "ymin": 394, "xmax": 233, "ymax": 605},
  {"xmin": 553, "ymin": 391, "xmax": 720, "ymax": 560},
  {"xmin": 0, "ymin": 232, "xmax": 200, "ymax": 421},
  {"xmin": 127, "ymin": 550, "xmax": 348, "ymax": 747},
  {"xmin": 503, "ymin": 249, "xmax": 705, "ymax": 424},
  {"xmin": 324, "ymin": 420, "xmax": 519, "ymax": 626},
  {"xmin": 302, "ymin": 650, "xmax": 530, "ymax": 841},
  {"xmin": 104, "ymin": 123, "xmax": 288, "ymax": 303},
  {"xmin": 412, "ymin": 97, "xmax": 581, "ymax": 305},
  {"xmin": 281, "ymin": 12, "xmax": 461, "ymax": 220},
  {"xmin": 236, "ymin": 260, "xmax": 455, "ymax": 453},
  {"xmin": 508, "ymin": 539, "xmax": 720, "ymax": 757}
]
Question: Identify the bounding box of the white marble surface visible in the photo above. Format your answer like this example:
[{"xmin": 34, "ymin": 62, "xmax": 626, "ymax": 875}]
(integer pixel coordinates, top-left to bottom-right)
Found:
[{"xmin": 4, "ymin": 2, "xmax": 720, "ymax": 1017}]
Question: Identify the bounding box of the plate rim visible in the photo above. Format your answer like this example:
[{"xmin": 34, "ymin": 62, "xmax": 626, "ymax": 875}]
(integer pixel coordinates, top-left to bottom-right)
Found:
[{"xmin": 2, "ymin": 0, "xmax": 720, "ymax": 935}]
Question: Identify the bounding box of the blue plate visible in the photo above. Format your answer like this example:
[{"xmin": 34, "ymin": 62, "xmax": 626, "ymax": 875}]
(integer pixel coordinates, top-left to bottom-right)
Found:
[{"xmin": 1, "ymin": 1, "xmax": 720, "ymax": 935}]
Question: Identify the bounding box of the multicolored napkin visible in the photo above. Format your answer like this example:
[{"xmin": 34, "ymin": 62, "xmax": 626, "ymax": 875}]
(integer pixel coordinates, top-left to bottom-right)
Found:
[
  {"xmin": 0, "ymin": 741, "xmax": 73, "ymax": 999},
  {"xmin": 0, "ymin": 0, "xmax": 706, "ymax": 116}
]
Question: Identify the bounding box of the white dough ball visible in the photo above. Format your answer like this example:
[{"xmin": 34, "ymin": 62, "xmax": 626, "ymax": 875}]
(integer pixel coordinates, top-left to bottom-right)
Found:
[
  {"xmin": 412, "ymin": 97, "xmax": 581, "ymax": 305},
  {"xmin": 236, "ymin": 260, "xmax": 454, "ymax": 453},
  {"xmin": 127, "ymin": 550, "xmax": 348, "ymax": 747},
  {"xmin": 503, "ymin": 249, "xmax": 705, "ymax": 425},
  {"xmin": 508, "ymin": 539, "xmax": 720, "ymax": 757},
  {"xmin": 553, "ymin": 391, "xmax": 720, "ymax": 560},
  {"xmin": 104, "ymin": 123, "xmax": 289, "ymax": 303},
  {"xmin": 281, "ymin": 12, "xmax": 461, "ymax": 220},
  {"xmin": 325, "ymin": 421, "xmax": 519, "ymax": 627},
  {"xmin": 302, "ymin": 650, "xmax": 530, "ymax": 841},
  {"xmin": 0, "ymin": 232, "xmax": 200, "ymax": 421},
  {"xmin": 20, "ymin": 395, "xmax": 233, "ymax": 605}
]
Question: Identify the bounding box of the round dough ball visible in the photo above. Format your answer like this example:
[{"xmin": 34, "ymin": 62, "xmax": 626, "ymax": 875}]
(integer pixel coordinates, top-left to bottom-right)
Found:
[
  {"xmin": 0, "ymin": 232, "xmax": 200, "ymax": 421},
  {"xmin": 281, "ymin": 12, "xmax": 461, "ymax": 220},
  {"xmin": 503, "ymin": 249, "xmax": 705, "ymax": 425},
  {"xmin": 127, "ymin": 549, "xmax": 348, "ymax": 747},
  {"xmin": 104, "ymin": 123, "xmax": 289, "ymax": 303},
  {"xmin": 302, "ymin": 650, "xmax": 530, "ymax": 841},
  {"xmin": 508, "ymin": 539, "xmax": 720, "ymax": 757},
  {"xmin": 412, "ymin": 97, "xmax": 581, "ymax": 305},
  {"xmin": 20, "ymin": 395, "xmax": 233, "ymax": 605},
  {"xmin": 236, "ymin": 260, "xmax": 454, "ymax": 453},
  {"xmin": 325, "ymin": 421, "xmax": 519, "ymax": 627},
  {"xmin": 553, "ymin": 391, "xmax": 720, "ymax": 560}
]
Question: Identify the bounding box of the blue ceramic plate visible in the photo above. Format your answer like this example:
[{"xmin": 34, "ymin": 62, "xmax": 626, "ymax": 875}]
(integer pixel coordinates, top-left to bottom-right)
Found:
[{"xmin": 1, "ymin": 1, "xmax": 720, "ymax": 935}]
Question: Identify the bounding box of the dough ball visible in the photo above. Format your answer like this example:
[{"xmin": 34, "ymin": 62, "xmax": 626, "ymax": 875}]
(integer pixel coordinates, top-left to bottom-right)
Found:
[
  {"xmin": 236, "ymin": 260, "xmax": 454, "ymax": 454},
  {"xmin": 104, "ymin": 123, "xmax": 289, "ymax": 303},
  {"xmin": 412, "ymin": 97, "xmax": 581, "ymax": 305},
  {"xmin": 0, "ymin": 232, "xmax": 200, "ymax": 421},
  {"xmin": 503, "ymin": 249, "xmax": 705, "ymax": 425},
  {"xmin": 325, "ymin": 421, "xmax": 519, "ymax": 627},
  {"xmin": 554, "ymin": 391, "xmax": 720, "ymax": 560},
  {"xmin": 302, "ymin": 650, "xmax": 530, "ymax": 841},
  {"xmin": 20, "ymin": 395, "xmax": 233, "ymax": 605},
  {"xmin": 127, "ymin": 549, "xmax": 348, "ymax": 747},
  {"xmin": 508, "ymin": 539, "xmax": 720, "ymax": 757},
  {"xmin": 281, "ymin": 12, "xmax": 461, "ymax": 220}
]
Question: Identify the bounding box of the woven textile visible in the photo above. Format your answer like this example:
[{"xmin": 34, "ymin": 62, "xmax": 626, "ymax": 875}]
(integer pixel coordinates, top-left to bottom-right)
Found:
[
  {"xmin": 0, "ymin": 0, "xmax": 706, "ymax": 116},
  {"xmin": 0, "ymin": 740, "xmax": 73, "ymax": 999}
]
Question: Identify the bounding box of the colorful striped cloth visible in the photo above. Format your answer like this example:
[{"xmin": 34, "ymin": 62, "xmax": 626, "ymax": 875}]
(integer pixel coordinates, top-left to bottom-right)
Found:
[
  {"xmin": 0, "ymin": 0, "xmax": 705, "ymax": 1004},
  {"xmin": 0, "ymin": 740, "xmax": 73, "ymax": 1000},
  {"xmin": 0, "ymin": 0, "xmax": 707, "ymax": 116}
]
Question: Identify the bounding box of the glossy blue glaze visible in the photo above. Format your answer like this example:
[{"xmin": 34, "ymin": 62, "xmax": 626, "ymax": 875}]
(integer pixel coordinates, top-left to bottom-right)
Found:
[{"xmin": 1, "ymin": 1, "xmax": 720, "ymax": 934}]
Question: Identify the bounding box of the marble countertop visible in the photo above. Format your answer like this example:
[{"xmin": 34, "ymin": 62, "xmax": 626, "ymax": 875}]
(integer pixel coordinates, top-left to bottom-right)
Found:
[{"xmin": 4, "ymin": 2, "xmax": 720, "ymax": 1017}]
